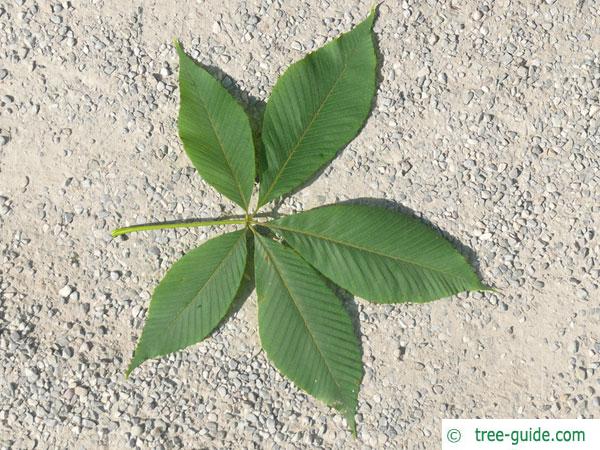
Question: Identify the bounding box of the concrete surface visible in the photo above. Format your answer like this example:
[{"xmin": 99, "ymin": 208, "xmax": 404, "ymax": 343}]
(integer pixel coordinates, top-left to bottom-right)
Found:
[{"xmin": 1, "ymin": 0, "xmax": 599, "ymax": 448}]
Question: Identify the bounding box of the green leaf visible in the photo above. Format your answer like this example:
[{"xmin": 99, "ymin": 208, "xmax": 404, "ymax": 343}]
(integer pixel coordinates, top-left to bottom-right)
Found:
[
  {"xmin": 253, "ymin": 233, "xmax": 362, "ymax": 433},
  {"xmin": 257, "ymin": 11, "xmax": 377, "ymax": 207},
  {"xmin": 268, "ymin": 204, "xmax": 486, "ymax": 303},
  {"xmin": 127, "ymin": 229, "xmax": 248, "ymax": 376},
  {"xmin": 176, "ymin": 42, "xmax": 255, "ymax": 210}
]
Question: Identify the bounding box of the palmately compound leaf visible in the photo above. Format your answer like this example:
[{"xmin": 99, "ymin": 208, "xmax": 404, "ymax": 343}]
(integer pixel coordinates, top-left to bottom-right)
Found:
[
  {"xmin": 126, "ymin": 229, "xmax": 248, "ymax": 376},
  {"xmin": 253, "ymin": 233, "xmax": 362, "ymax": 433},
  {"xmin": 257, "ymin": 10, "xmax": 377, "ymax": 207},
  {"xmin": 176, "ymin": 41, "xmax": 255, "ymax": 210},
  {"xmin": 268, "ymin": 204, "xmax": 487, "ymax": 303},
  {"xmin": 115, "ymin": 7, "xmax": 494, "ymax": 436}
]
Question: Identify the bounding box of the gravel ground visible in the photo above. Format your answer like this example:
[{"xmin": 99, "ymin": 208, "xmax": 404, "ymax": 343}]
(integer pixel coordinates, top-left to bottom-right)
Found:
[{"xmin": 1, "ymin": 0, "xmax": 599, "ymax": 448}]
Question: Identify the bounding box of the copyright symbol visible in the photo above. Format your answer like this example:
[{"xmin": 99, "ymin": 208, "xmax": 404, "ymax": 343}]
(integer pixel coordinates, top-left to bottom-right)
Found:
[{"xmin": 447, "ymin": 428, "xmax": 461, "ymax": 443}]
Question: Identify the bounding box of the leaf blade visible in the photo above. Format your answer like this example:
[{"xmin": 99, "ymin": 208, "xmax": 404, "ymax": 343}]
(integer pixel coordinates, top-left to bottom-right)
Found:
[
  {"xmin": 176, "ymin": 42, "xmax": 255, "ymax": 209},
  {"xmin": 127, "ymin": 229, "xmax": 248, "ymax": 376},
  {"xmin": 254, "ymin": 233, "xmax": 362, "ymax": 432},
  {"xmin": 258, "ymin": 11, "xmax": 377, "ymax": 207},
  {"xmin": 269, "ymin": 204, "xmax": 486, "ymax": 303}
]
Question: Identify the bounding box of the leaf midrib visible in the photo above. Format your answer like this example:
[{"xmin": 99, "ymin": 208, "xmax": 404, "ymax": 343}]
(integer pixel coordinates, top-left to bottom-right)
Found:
[
  {"xmin": 180, "ymin": 59, "xmax": 249, "ymax": 209},
  {"xmin": 259, "ymin": 41, "xmax": 363, "ymax": 206},
  {"xmin": 268, "ymin": 222, "xmax": 471, "ymax": 279},
  {"xmin": 256, "ymin": 236, "xmax": 346, "ymax": 404}
]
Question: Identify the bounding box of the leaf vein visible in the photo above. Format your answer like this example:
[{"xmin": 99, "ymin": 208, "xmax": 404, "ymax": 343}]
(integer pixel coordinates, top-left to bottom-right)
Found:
[{"xmin": 268, "ymin": 223, "xmax": 468, "ymax": 278}]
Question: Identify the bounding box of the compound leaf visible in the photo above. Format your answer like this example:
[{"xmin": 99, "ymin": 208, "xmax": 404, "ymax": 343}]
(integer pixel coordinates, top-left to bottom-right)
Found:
[
  {"xmin": 176, "ymin": 42, "xmax": 255, "ymax": 210},
  {"xmin": 254, "ymin": 233, "xmax": 362, "ymax": 433},
  {"xmin": 127, "ymin": 229, "xmax": 248, "ymax": 376},
  {"xmin": 269, "ymin": 204, "xmax": 486, "ymax": 303},
  {"xmin": 257, "ymin": 10, "xmax": 377, "ymax": 207}
]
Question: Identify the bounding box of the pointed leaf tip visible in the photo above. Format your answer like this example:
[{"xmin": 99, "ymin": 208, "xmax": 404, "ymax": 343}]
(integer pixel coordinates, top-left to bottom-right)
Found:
[{"xmin": 370, "ymin": 2, "xmax": 382, "ymax": 16}]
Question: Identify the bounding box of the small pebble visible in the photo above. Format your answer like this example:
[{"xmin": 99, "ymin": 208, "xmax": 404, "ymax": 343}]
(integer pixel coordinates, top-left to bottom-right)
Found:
[{"xmin": 59, "ymin": 285, "xmax": 73, "ymax": 298}]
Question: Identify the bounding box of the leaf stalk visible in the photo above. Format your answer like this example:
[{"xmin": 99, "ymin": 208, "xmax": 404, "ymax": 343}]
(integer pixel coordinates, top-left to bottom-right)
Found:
[{"xmin": 111, "ymin": 218, "xmax": 247, "ymax": 237}]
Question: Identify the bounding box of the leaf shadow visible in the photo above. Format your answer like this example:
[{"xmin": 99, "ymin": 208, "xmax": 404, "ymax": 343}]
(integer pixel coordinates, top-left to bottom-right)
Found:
[
  {"xmin": 203, "ymin": 232, "xmax": 256, "ymax": 338},
  {"xmin": 336, "ymin": 197, "xmax": 487, "ymax": 280},
  {"xmin": 332, "ymin": 284, "xmax": 365, "ymax": 355}
]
